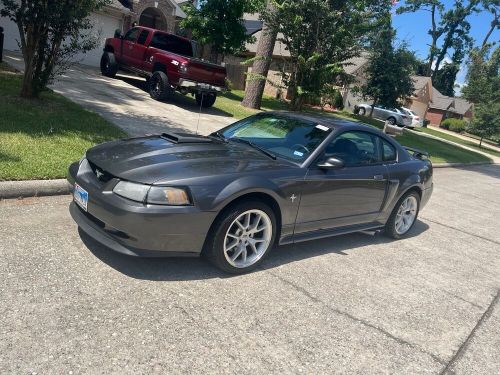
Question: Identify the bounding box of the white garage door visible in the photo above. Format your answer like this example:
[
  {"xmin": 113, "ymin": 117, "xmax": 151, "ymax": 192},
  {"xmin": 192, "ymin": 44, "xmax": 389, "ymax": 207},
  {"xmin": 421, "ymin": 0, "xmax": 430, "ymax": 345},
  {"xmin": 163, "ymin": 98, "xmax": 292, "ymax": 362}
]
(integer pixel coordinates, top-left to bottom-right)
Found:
[
  {"xmin": 74, "ymin": 12, "xmax": 123, "ymax": 67},
  {"xmin": 0, "ymin": 15, "xmax": 22, "ymax": 51},
  {"xmin": 0, "ymin": 11, "xmax": 123, "ymax": 68}
]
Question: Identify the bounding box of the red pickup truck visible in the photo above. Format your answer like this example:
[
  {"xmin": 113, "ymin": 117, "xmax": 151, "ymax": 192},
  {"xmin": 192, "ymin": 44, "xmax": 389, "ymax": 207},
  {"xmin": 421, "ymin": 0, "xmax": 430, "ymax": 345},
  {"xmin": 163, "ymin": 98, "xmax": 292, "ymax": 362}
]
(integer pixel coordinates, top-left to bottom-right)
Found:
[{"xmin": 100, "ymin": 26, "xmax": 226, "ymax": 108}]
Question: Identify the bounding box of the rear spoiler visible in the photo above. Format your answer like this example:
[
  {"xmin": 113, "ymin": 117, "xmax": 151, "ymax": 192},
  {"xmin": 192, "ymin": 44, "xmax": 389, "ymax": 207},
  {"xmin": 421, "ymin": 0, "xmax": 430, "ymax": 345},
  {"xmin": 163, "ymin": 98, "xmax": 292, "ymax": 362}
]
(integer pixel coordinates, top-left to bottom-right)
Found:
[{"xmin": 404, "ymin": 146, "xmax": 430, "ymax": 160}]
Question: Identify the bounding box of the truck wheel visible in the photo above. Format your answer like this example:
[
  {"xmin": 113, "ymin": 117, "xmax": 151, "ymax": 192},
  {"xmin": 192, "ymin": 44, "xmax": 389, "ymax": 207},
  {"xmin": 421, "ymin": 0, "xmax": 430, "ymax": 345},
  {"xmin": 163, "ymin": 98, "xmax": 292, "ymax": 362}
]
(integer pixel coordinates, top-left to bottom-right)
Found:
[
  {"xmin": 195, "ymin": 93, "xmax": 217, "ymax": 108},
  {"xmin": 149, "ymin": 71, "xmax": 173, "ymax": 101},
  {"xmin": 100, "ymin": 52, "xmax": 118, "ymax": 78}
]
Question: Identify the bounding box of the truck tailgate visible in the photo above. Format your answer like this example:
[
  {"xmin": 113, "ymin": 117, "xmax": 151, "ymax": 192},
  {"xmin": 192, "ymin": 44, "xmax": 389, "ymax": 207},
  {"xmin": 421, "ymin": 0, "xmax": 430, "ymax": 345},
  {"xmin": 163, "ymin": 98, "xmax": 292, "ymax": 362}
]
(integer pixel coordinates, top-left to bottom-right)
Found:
[{"xmin": 187, "ymin": 59, "xmax": 226, "ymax": 87}]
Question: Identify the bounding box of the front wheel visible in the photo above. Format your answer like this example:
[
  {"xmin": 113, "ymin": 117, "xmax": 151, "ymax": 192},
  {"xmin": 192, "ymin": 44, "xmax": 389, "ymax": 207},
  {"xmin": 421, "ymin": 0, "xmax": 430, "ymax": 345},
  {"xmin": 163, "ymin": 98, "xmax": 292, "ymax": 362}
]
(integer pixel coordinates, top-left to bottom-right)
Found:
[
  {"xmin": 358, "ymin": 107, "xmax": 366, "ymax": 116},
  {"xmin": 195, "ymin": 92, "xmax": 217, "ymax": 108},
  {"xmin": 384, "ymin": 191, "xmax": 420, "ymax": 239},
  {"xmin": 204, "ymin": 201, "xmax": 277, "ymax": 274}
]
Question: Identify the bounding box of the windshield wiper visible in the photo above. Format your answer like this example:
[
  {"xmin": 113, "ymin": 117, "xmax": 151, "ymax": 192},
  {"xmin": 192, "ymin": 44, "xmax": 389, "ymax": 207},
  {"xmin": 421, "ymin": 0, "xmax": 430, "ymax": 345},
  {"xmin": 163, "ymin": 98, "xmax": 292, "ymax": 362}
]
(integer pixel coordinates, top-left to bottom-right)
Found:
[
  {"xmin": 229, "ymin": 138, "xmax": 277, "ymax": 160},
  {"xmin": 209, "ymin": 131, "xmax": 228, "ymax": 143}
]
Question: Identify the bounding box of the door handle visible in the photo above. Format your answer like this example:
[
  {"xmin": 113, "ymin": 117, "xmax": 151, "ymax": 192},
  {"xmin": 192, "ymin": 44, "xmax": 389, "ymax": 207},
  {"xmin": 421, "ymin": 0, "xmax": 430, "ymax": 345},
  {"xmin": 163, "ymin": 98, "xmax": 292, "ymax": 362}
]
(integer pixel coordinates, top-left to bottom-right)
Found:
[{"xmin": 373, "ymin": 174, "xmax": 384, "ymax": 180}]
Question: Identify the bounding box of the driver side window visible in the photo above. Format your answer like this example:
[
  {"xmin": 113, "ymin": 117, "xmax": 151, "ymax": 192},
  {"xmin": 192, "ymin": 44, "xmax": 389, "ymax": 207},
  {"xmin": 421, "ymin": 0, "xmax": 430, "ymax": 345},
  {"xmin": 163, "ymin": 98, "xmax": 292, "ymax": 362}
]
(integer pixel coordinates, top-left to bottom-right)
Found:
[
  {"xmin": 123, "ymin": 28, "xmax": 140, "ymax": 42},
  {"xmin": 324, "ymin": 131, "xmax": 380, "ymax": 167}
]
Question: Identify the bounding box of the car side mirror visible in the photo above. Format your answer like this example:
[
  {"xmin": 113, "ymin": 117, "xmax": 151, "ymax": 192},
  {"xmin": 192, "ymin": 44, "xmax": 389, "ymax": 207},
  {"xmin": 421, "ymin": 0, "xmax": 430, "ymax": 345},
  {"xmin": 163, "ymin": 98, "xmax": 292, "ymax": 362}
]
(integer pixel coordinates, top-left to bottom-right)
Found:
[
  {"xmin": 317, "ymin": 157, "xmax": 345, "ymax": 169},
  {"xmin": 114, "ymin": 29, "xmax": 123, "ymax": 39}
]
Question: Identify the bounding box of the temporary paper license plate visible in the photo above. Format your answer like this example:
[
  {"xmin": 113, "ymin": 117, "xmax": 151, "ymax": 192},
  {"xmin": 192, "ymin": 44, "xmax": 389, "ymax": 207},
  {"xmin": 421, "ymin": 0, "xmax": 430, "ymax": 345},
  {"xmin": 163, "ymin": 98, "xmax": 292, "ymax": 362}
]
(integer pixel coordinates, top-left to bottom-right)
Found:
[{"xmin": 73, "ymin": 183, "xmax": 89, "ymax": 211}]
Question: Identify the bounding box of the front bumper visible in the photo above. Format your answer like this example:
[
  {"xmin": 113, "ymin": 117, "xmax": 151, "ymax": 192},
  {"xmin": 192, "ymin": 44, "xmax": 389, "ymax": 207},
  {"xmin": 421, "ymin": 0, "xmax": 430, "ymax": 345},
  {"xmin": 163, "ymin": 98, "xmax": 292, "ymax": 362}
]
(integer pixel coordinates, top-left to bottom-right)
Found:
[
  {"xmin": 178, "ymin": 78, "xmax": 225, "ymax": 93},
  {"xmin": 68, "ymin": 160, "xmax": 217, "ymax": 257}
]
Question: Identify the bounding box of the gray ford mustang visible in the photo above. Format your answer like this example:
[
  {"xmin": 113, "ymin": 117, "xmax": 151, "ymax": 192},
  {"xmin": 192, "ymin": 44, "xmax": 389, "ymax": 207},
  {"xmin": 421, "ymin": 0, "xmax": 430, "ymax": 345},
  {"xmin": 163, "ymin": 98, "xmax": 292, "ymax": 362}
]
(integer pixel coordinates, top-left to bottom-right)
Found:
[{"xmin": 68, "ymin": 112, "xmax": 433, "ymax": 273}]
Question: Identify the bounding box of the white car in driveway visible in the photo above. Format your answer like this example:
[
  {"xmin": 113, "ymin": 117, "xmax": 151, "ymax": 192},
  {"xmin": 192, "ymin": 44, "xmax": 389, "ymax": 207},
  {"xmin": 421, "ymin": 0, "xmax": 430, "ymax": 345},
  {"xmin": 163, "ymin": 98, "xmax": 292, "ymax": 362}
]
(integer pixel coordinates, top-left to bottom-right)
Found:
[{"xmin": 402, "ymin": 107, "xmax": 424, "ymax": 128}]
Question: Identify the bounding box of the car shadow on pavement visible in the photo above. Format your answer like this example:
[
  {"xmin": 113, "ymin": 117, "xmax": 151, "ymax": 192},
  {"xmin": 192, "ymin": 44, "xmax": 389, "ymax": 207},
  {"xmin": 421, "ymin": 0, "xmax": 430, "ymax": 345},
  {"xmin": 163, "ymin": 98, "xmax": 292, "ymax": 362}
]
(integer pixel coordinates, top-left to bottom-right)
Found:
[
  {"xmin": 80, "ymin": 221, "xmax": 429, "ymax": 281},
  {"xmin": 116, "ymin": 74, "xmax": 235, "ymax": 119}
]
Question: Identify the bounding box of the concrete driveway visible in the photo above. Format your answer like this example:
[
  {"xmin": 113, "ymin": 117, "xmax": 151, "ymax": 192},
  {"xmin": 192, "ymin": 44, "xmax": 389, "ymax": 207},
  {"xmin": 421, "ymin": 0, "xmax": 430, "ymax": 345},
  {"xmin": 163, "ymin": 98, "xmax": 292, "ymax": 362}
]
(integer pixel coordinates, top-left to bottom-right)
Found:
[
  {"xmin": 1, "ymin": 165, "xmax": 499, "ymax": 374},
  {"xmin": 3, "ymin": 51, "xmax": 234, "ymax": 136}
]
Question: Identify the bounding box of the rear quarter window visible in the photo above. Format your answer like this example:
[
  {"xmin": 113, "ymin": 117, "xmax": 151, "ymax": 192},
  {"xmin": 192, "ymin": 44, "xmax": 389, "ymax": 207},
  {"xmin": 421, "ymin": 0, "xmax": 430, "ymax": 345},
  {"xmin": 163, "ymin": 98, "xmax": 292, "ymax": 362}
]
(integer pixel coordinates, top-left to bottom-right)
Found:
[{"xmin": 382, "ymin": 139, "xmax": 397, "ymax": 162}]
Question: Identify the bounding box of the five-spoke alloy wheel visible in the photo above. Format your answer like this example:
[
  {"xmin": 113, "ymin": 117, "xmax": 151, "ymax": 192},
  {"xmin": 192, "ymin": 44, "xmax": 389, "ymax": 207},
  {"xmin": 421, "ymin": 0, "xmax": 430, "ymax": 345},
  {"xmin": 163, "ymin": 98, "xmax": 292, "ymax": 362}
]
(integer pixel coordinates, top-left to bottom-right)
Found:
[
  {"xmin": 223, "ymin": 209, "xmax": 272, "ymax": 269},
  {"xmin": 385, "ymin": 191, "xmax": 420, "ymax": 239},
  {"xmin": 205, "ymin": 201, "xmax": 277, "ymax": 273}
]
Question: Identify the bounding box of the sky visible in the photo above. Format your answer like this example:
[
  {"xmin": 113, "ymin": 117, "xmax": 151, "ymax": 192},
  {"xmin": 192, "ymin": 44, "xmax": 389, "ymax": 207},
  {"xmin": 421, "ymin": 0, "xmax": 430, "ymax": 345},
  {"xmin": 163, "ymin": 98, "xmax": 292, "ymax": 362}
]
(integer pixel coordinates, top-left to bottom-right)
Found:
[{"xmin": 392, "ymin": 0, "xmax": 499, "ymax": 93}]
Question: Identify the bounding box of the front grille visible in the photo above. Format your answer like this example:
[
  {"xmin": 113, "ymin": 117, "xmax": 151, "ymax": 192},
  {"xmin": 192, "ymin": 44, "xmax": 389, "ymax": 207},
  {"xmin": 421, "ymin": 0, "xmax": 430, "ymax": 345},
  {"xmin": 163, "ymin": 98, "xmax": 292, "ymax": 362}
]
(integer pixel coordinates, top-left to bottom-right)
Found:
[{"xmin": 88, "ymin": 160, "xmax": 114, "ymax": 183}]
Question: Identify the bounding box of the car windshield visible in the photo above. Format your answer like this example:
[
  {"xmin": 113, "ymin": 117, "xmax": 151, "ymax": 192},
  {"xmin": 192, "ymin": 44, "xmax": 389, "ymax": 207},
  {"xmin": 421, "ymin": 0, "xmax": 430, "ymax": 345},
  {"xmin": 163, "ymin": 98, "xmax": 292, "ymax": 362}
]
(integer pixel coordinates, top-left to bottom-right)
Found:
[{"xmin": 219, "ymin": 114, "xmax": 332, "ymax": 162}]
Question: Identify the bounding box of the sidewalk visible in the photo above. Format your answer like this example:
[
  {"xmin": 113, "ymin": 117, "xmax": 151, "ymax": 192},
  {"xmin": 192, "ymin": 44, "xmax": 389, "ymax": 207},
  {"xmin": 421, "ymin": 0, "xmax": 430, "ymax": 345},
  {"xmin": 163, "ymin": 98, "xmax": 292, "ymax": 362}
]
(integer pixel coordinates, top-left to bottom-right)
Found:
[{"xmin": 427, "ymin": 125, "xmax": 500, "ymax": 153}]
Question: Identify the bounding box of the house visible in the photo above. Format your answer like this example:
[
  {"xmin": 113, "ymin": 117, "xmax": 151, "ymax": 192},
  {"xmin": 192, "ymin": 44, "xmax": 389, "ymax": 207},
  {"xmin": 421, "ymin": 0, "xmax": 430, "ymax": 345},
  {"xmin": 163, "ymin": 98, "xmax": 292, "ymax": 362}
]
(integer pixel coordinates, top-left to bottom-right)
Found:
[
  {"xmin": 0, "ymin": 0, "xmax": 187, "ymax": 67},
  {"xmin": 426, "ymin": 88, "xmax": 474, "ymax": 125},
  {"xmin": 339, "ymin": 52, "xmax": 474, "ymax": 125}
]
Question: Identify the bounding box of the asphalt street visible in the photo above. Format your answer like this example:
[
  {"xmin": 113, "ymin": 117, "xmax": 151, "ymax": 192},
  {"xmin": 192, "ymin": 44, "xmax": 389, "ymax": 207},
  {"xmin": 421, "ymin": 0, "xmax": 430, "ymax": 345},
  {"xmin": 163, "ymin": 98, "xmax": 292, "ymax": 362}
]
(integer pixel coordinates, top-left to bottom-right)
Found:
[{"xmin": 1, "ymin": 165, "xmax": 499, "ymax": 374}]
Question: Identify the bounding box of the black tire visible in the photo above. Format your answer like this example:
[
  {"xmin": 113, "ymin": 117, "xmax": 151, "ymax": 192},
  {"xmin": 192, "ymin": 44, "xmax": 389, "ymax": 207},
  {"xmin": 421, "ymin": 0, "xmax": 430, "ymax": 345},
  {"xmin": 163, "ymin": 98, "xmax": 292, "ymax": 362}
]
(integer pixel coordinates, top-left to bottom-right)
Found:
[
  {"xmin": 195, "ymin": 92, "xmax": 217, "ymax": 108},
  {"xmin": 204, "ymin": 201, "xmax": 277, "ymax": 274},
  {"xmin": 387, "ymin": 117, "xmax": 396, "ymax": 125},
  {"xmin": 149, "ymin": 71, "xmax": 173, "ymax": 101},
  {"xmin": 358, "ymin": 107, "xmax": 366, "ymax": 116},
  {"xmin": 100, "ymin": 52, "xmax": 118, "ymax": 78},
  {"xmin": 384, "ymin": 191, "xmax": 420, "ymax": 239}
]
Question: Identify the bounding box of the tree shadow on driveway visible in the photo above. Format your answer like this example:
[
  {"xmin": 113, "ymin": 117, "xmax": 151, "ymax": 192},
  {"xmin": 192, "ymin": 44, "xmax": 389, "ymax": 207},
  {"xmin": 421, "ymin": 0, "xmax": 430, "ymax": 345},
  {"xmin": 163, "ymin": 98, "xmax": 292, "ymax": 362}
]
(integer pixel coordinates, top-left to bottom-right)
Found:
[
  {"xmin": 115, "ymin": 73, "xmax": 235, "ymax": 119},
  {"xmin": 79, "ymin": 220, "xmax": 429, "ymax": 281}
]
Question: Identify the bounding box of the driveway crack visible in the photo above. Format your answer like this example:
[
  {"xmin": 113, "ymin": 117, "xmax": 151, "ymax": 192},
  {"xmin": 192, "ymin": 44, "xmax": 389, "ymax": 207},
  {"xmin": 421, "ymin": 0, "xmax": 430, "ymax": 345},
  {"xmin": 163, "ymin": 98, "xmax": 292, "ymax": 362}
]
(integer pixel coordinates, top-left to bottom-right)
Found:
[
  {"xmin": 268, "ymin": 270, "xmax": 446, "ymax": 365},
  {"xmin": 420, "ymin": 217, "xmax": 500, "ymax": 246},
  {"xmin": 439, "ymin": 290, "xmax": 500, "ymax": 375}
]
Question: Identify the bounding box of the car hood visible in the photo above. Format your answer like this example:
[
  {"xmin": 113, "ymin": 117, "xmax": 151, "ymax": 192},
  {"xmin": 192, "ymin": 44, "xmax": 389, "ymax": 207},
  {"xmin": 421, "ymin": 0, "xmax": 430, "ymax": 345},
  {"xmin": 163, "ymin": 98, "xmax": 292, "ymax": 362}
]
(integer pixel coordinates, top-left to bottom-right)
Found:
[{"xmin": 86, "ymin": 135, "xmax": 295, "ymax": 184}]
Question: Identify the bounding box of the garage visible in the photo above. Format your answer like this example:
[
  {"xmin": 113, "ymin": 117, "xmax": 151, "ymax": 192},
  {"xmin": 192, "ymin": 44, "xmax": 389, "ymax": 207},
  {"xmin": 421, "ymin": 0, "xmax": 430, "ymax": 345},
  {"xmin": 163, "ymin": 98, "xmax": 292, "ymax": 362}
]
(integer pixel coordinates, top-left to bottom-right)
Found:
[{"xmin": 0, "ymin": 2, "xmax": 128, "ymax": 68}]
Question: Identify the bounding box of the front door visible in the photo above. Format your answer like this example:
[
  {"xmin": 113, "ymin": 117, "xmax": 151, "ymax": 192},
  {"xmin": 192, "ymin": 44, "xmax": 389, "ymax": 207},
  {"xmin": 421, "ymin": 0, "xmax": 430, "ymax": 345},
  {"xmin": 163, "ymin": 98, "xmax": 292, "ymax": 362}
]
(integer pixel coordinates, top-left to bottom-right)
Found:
[
  {"xmin": 295, "ymin": 130, "xmax": 389, "ymax": 235},
  {"xmin": 120, "ymin": 28, "xmax": 141, "ymax": 66}
]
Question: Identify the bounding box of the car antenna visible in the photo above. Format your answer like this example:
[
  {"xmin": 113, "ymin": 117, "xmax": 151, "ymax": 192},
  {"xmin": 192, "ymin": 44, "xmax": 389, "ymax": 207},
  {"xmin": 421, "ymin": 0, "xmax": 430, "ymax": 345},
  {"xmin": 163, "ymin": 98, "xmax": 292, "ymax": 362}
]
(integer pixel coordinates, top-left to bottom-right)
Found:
[{"xmin": 196, "ymin": 92, "xmax": 204, "ymax": 135}]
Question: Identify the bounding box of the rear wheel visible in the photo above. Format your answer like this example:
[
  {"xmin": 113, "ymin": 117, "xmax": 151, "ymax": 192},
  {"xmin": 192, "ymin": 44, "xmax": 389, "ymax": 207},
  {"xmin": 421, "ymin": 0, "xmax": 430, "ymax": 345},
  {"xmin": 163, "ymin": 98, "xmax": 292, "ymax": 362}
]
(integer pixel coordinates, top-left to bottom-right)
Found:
[
  {"xmin": 358, "ymin": 107, "xmax": 366, "ymax": 116},
  {"xmin": 149, "ymin": 71, "xmax": 173, "ymax": 101},
  {"xmin": 195, "ymin": 92, "xmax": 217, "ymax": 108},
  {"xmin": 100, "ymin": 52, "xmax": 118, "ymax": 78},
  {"xmin": 204, "ymin": 201, "xmax": 277, "ymax": 274},
  {"xmin": 384, "ymin": 191, "xmax": 420, "ymax": 239}
]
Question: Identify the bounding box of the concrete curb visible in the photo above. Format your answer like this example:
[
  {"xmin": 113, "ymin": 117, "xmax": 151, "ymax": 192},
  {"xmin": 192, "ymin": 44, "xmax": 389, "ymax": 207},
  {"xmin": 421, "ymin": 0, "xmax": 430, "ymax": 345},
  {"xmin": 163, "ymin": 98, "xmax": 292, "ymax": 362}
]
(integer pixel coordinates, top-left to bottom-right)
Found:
[
  {"xmin": 432, "ymin": 161, "xmax": 497, "ymax": 168},
  {"xmin": 0, "ymin": 179, "xmax": 71, "ymax": 199}
]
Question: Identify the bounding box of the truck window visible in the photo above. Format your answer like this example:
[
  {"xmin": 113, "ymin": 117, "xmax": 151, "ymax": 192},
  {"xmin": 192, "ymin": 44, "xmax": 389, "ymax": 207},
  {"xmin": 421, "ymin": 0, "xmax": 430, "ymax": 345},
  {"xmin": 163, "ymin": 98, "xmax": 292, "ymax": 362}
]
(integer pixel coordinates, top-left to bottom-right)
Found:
[
  {"xmin": 137, "ymin": 30, "xmax": 149, "ymax": 45},
  {"xmin": 123, "ymin": 28, "xmax": 140, "ymax": 42},
  {"xmin": 150, "ymin": 33, "xmax": 193, "ymax": 57}
]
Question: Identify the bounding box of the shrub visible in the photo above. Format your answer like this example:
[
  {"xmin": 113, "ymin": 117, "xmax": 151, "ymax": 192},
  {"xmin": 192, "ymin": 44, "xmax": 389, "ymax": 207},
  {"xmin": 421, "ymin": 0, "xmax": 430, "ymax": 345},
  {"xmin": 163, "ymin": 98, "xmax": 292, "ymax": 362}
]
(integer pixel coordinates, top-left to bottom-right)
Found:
[{"xmin": 441, "ymin": 118, "xmax": 466, "ymax": 133}]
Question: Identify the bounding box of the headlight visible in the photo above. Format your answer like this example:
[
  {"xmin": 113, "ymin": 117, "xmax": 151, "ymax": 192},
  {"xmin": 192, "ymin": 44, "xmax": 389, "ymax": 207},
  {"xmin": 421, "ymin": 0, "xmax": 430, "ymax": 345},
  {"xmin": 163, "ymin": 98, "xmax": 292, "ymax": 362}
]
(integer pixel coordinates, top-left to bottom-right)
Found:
[
  {"xmin": 113, "ymin": 182, "xmax": 191, "ymax": 205},
  {"xmin": 113, "ymin": 181, "xmax": 150, "ymax": 202},
  {"xmin": 147, "ymin": 186, "xmax": 191, "ymax": 206}
]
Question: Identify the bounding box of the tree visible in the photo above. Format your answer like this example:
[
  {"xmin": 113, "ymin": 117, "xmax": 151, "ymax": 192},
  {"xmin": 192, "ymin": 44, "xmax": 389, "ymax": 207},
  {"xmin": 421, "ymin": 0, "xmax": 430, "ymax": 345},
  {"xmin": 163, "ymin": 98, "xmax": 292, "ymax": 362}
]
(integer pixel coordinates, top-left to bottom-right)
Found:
[
  {"xmin": 180, "ymin": 0, "xmax": 264, "ymax": 62},
  {"xmin": 467, "ymin": 103, "xmax": 500, "ymax": 146},
  {"xmin": 359, "ymin": 21, "xmax": 418, "ymax": 115},
  {"xmin": 462, "ymin": 46, "xmax": 499, "ymax": 104},
  {"xmin": 241, "ymin": 2, "xmax": 277, "ymax": 109},
  {"xmin": 397, "ymin": 0, "xmax": 479, "ymax": 93},
  {"xmin": 263, "ymin": 0, "xmax": 391, "ymax": 111},
  {"xmin": 0, "ymin": 0, "xmax": 109, "ymax": 98}
]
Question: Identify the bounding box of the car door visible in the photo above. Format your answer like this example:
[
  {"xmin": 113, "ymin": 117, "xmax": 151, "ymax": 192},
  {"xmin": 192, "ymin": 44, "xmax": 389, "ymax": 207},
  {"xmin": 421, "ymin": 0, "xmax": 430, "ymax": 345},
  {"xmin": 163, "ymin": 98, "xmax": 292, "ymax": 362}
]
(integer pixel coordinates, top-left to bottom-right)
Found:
[
  {"xmin": 294, "ymin": 130, "xmax": 389, "ymax": 235},
  {"xmin": 120, "ymin": 28, "xmax": 141, "ymax": 66}
]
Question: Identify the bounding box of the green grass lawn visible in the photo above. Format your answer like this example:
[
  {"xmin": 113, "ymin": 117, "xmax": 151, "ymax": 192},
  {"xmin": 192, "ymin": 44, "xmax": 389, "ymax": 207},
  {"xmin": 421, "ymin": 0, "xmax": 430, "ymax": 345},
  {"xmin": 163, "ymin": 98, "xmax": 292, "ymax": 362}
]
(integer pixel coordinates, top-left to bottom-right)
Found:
[
  {"xmin": 0, "ymin": 70, "xmax": 126, "ymax": 181},
  {"xmin": 415, "ymin": 126, "xmax": 500, "ymax": 158},
  {"xmin": 214, "ymin": 91, "xmax": 491, "ymax": 164}
]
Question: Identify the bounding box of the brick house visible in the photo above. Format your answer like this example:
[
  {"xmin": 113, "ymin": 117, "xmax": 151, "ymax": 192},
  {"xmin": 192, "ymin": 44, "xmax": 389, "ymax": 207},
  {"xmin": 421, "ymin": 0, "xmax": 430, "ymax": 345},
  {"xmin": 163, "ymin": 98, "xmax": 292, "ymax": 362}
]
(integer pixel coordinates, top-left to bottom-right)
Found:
[{"xmin": 425, "ymin": 87, "xmax": 474, "ymax": 125}]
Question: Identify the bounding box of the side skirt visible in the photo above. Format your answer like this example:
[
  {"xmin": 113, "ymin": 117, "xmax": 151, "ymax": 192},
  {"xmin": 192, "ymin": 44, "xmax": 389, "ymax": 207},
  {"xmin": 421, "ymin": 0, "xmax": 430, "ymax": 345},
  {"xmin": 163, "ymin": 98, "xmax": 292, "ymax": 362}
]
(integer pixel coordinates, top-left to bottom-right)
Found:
[{"xmin": 279, "ymin": 222, "xmax": 384, "ymax": 246}]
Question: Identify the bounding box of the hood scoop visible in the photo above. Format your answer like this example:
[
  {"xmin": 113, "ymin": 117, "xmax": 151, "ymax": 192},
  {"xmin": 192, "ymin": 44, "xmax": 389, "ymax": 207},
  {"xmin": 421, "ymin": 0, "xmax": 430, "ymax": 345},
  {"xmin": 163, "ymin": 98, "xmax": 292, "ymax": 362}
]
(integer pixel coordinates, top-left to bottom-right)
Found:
[{"xmin": 160, "ymin": 132, "xmax": 213, "ymax": 144}]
